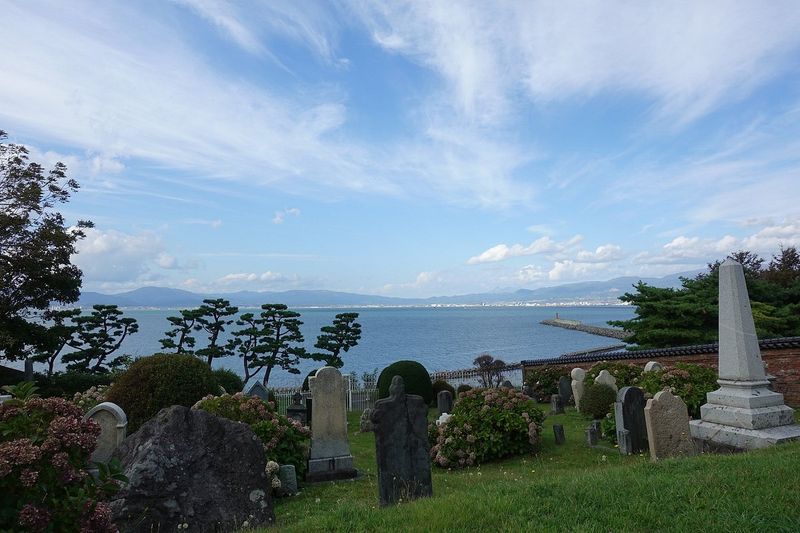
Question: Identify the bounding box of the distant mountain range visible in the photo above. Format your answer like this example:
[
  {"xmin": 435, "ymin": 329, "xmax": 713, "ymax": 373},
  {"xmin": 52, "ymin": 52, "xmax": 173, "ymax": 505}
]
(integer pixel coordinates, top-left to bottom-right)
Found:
[{"xmin": 77, "ymin": 270, "xmax": 701, "ymax": 308}]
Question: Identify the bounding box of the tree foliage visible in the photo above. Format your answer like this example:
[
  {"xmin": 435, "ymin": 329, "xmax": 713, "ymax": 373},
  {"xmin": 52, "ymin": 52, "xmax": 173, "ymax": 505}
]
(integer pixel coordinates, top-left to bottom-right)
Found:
[
  {"xmin": 61, "ymin": 304, "xmax": 138, "ymax": 372},
  {"xmin": 0, "ymin": 130, "xmax": 92, "ymax": 362},
  {"xmin": 195, "ymin": 298, "xmax": 238, "ymax": 366},
  {"xmin": 252, "ymin": 304, "xmax": 307, "ymax": 386},
  {"xmin": 30, "ymin": 308, "xmax": 81, "ymax": 377},
  {"xmin": 473, "ymin": 353, "xmax": 508, "ymax": 388},
  {"xmin": 159, "ymin": 308, "xmax": 203, "ymax": 354},
  {"xmin": 313, "ymin": 312, "xmax": 361, "ymax": 368},
  {"xmin": 611, "ymin": 247, "xmax": 800, "ymax": 349}
]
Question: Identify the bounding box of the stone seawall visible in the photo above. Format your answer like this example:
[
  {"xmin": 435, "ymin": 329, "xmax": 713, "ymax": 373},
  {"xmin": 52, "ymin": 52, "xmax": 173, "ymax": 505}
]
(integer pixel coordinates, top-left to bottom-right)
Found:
[{"xmin": 540, "ymin": 318, "xmax": 630, "ymax": 340}]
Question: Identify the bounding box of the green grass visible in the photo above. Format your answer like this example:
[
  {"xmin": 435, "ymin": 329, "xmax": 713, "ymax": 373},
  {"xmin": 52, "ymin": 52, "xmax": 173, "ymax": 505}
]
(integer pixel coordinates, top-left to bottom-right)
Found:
[{"xmin": 260, "ymin": 406, "xmax": 800, "ymax": 532}]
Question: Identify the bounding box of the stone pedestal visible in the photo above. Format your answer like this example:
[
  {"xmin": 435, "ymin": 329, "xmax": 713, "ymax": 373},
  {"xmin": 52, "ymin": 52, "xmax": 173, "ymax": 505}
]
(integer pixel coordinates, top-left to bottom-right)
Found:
[
  {"xmin": 690, "ymin": 260, "xmax": 800, "ymax": 450},
  {"xmin": 306, "ymin": 367, "xmax": 357, "ymax": 482}
]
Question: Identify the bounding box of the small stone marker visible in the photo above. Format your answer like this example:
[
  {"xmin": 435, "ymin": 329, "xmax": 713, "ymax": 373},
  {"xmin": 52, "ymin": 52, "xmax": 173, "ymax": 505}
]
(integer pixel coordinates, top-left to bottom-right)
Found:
[
  {"xmin": 359, "ymin": 408, "xmax": 374, "ymax": 432},
  {"xmin": 550, "ymin": 394, "xmax": 564, "ymax": 414},
  {"xmin": 553, "ymin": 424, "xmax": 565, "ymax": 445},
  {"xmin": 586, "ymin": 425, "xmax": 599, "ymax": 446},
  {"xmin": 500, "ymin": 380, "xmax": 513, "ymax": 389},
  {"xmin": 571, "ymin": 368, "xmax": 586, "ymax": 411},
  {"xmin": 436, "ymin": 413, "xmax": 452, "ymax": 426},
  {"xmin": 286, "ymin": 392, "xmax": 307, "ymax": 426},
  {"xmin": 644, "ymin": 361, "xmax": 664, "ymax": 373},
  {"xmin": 558, "ymin": 376, "xmax": 572, "ymax": 406},
  {"xmin": 371, "ymin": 376, "xmax": 433, "ymax": 507},
  {"xmin": 277, "ymin": 465, "xmax": 298, "ymax": 497},
  {"xmin": 246, "ymin": 381, "xmax": 270, "ymax": 402},
  {"xmin": 594, "ymin": 370, "xmax": 618, "ymax": 392},
  {"xmin": 644, "ymin": 390, "xmax": 697, "ymax": 460},
  {"xmin": 437, "ymin": 390, "xmax": 453, "ymax": 416},
  {"xmin": 614, "ymin": 387, "xmax": 647, "ymax": 455},
  {"xmin": 306, "ymin": 367, "xmax": 356, "ymax": 481},
  {"xmin": 84, "ymin": 402, "xmax": 128, "ymax": 464}
]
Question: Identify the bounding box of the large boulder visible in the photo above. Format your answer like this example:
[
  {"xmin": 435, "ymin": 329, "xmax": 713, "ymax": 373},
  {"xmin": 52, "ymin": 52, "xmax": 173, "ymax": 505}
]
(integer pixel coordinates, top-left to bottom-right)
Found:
[{"xmin": 110, "ymin": 405, "xmax": 274, "ymax": 532}]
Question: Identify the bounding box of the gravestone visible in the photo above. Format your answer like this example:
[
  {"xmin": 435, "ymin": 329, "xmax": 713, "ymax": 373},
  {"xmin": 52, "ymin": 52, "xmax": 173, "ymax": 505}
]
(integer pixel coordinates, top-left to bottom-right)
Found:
[
  {"xmin": 306, "ymin": 367, "xmax": 356, "ymax": 481},
  {"xmin": 644, "ymin": 390, "xmax": 697, "ymax": 460},
  {"xmin": 305, "ymin": 398, "xmax": 313, "ymax": 426},
  {"xmin": 360, "ymin": 408, "xmax": 374, "ymax": 432},
  {"xmin": 570, "ymin": 368, "xmax": 586, "ymax": 411},
  {"xmin": 549, "ymin": 394, "xmax": 564, "ymax": 415},
  {"xmin": 277, "ymin": 465, "xmax": 298, "ymax": 497},
  {"xmin": 617, "ymin": 429, "xmax": 632, "ymax": 454},
  {"xmin": 553, "ymin": 424, "xmax": 565, "ymax": 445},
  {"xmin": 594, "ymin": 370, "xmax": 618, "ymax": 392},
  {"xmin": 690, "ymin": 259, "xmax": 800, "ymax": 449},
  {"xmin": 437, "ymin": 390, "xmax": 453, "ymax": 416},
  {"xmin": 246, "ymin": 381, "xmax": 270, "ymax": 402},
  {"xmin": 586, "ymin": 425, "xmax": 598, "ymax": 446},
  {"xmin": 644, "ymin": 361, "xmax": 664, "ymax": 373},
  {"xmin": 500, "ymin": 380, "xmax": 513, "ymax": 389},
  {"xmin": 84, "ymin": 402, "xmax": 128, "ymax": 464},
  {"xmin": 614, "ymin": 386, "xmax": 647, "ymax": 455},
  {"xmin": 286, "ymin": 392, "xmax": 307, "ymax": 426},
  {"xmin": 558, "ymin": 376, "xmax": 573, "ymax": 406},
  {"xmin": 522, "ymin": 385, "xmax": 534, "ymax": 398},
  {"xmin": 24, "ymin": 358, "xmax": 34, "ymax": 382},
  {"xmin": 370, "ymin": 376, "xmax": 433, "ymax": 507}
]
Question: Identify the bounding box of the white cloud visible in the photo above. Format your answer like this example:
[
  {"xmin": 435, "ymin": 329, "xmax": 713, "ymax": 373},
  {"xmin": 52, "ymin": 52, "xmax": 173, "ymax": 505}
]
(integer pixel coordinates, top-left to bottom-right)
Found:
[
  {"xmin": 216, "ymin": 271, "xmax": 299, "ymax": 285},
  {"xmin": 73, "ymin": 228, "xmax": 166, "ymax": 284},
  {"xmin": 516, "ymin": 264, "xmax": 546, "ymax": 283},
  {"xmin": 576, "ymin": 244, "xmax": 624, "ymax": 263},
  {"xmin": 182, "ymin": 218, "xmax": 222, "ymax": 228},
  {"xmin": 467, "ymin": 235, "xmax": 583, "ymax": 264},
  {"xmin": 548, "ymin": 260, "xmax": 609, "ymax": 281},
  {"xmin": 272, "ymin": 208, "xmax": 301, "ymax": 224}
]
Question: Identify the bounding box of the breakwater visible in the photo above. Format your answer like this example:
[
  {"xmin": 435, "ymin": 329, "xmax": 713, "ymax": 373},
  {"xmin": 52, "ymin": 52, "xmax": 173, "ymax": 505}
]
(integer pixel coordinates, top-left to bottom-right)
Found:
[{"xmin": 540, "ymin": 318, "xmax": 630, "ymax": 340}]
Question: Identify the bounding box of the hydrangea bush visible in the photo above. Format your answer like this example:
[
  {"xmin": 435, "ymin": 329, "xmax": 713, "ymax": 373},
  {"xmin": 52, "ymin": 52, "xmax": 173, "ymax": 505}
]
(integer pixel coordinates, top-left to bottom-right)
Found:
[
  {"xmin": 0, "ymin": 383, "xmax": 123, "ymax": 532},
  {"xmin": 524, "ymin": 365, "xmax": 569, "ymax": 402},
  {"xmin": 72, "ymin": 385, "xmax": 110, "ymax": 413},
  {"xmin": 637, "ymin": 363, "xmax": 718, "ymax": 417},
  {"xmin": 193, "ymin": 392, "xmax": 311, "ymax": 478},
  {"xmin": 429, "ymin": 387, "xmax": 545, "ymax": 468},
  {"xmin": 584, "ymin": 362, "xmax": 643, "ymax": 388}
]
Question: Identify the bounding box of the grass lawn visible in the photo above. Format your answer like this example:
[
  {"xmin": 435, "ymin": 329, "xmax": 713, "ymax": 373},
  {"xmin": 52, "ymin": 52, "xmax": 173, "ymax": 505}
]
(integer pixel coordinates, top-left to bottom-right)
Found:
[{"xmin": 260, "ymin": 405, "xmax": 800, "ymax": 532}]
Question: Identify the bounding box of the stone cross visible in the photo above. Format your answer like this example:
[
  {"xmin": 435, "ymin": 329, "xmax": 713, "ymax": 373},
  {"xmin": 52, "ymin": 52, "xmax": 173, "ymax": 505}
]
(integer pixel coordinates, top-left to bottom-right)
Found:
[
  {"xmin": 594, "ymin": 370, "xmax": 618, "ymax": 392},
  {"xmin": 644, "ymin": 390, "xmax": 697, "ymax": 460},
  {"xmin": 644, "ymin": 361, "xmax": 664, "ymax": 373},
  {"xmin": 690, "ymin": 259, "xmax": 800, "ymax": 449},
  {"xmin": 614, "ymin": 386, "xmax": 647, "ymax": 455},
  {"xmin": 558, "ymin": 376, "xmax": 572, "ymax": 406},
  {"xmin": 246, "ymin": 381, "xmax": 270, "ymax": 402},
  {"xmin": 84, "ymin": 402, "xmax": 128, "ymax": 464},
  {"xmin": 306, "ymin": 367, "xmax": 356, "ymax": 481},
  {"xmin": 437, "ymin": 390, "xmax": 453, "ymax": 416},
  {"xmin": 570, "ymin": 368, "xmax": 586, "ymax": 411},
  {"xmin": 370, "ymin": 376, "xmax": 433, "ymax": 507},
  {"xmin": 286, "ymin": 392, "xmax": 307, "ymax": 426}
]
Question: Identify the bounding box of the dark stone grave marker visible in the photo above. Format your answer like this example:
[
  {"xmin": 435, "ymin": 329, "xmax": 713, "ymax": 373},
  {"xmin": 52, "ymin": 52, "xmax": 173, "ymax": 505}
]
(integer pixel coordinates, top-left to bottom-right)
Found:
[
  {"xmin": 437, "ymin": 390, "xmax": 453, "ymax": 416},
  {"xmin": 615, "ymin": 386, "xmax": 647, "ymax": 455}
]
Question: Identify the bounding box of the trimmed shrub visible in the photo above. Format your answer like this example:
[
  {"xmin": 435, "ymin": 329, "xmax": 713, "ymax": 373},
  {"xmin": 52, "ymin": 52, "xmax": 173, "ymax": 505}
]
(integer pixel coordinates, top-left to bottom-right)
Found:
[
  {"xmin": 377, "ymin": 361, "xmax": 433, "ymax": 405},
  {"xmin": 212, "ymin": 368, "xmax": 244, "ymax": 393},
  {"xmin": 579, "ymin": 383, "xmax": 618, "ymax": 419},
  {"xmin": 0, "ymin": 383, "xmax": 123, "ymax": 531},
  {"xmin": 106, "ymin": 354, "xmax": 218, "ymax": 431},
  {"xmin": 429, "ymin": 387, "xmax": 545, "ymax": 468},
  {"xmin": 35, "ymin": 371, "xmax": 115, "ymax": 399},
  {"xmin": 432, "ymin": 380, "xmax": 456, "ymax": 401},
  {"xmin": 524, "ymin": 365, "xmax": 569, "ymax": 403},
  {"xmin": 301, "ymin": 368, "xmax": 323, "ymax": 391},
  {"xmin": 584, "ymin": 362, "xmax": 643, "ymax": 389},
  {"xmin": 637, "ymin": 363, "xmax": 717, "ymax": 418},
  {"xmin": 456, "ymin": 384, "xmax": 473, "ymax": 396},
  {"xmin": 194, "ymin": 393, "xmax": 311, "ymax": 478}
]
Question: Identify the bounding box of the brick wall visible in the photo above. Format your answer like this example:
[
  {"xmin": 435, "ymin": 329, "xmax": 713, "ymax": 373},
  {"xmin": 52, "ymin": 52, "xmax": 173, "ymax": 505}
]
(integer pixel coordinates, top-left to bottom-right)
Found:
[{"xmin": 522, "ymin": 347, "xmax": 800, "ymax": 407}]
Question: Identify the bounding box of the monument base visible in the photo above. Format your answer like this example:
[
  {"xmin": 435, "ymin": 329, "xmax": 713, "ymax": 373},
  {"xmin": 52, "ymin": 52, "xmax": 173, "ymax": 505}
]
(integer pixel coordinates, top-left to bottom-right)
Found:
[
  {"xmin": 305, "ymin": 455, "xmax": 357, "ymax": 482},
  {"xmin": 689, "ymin": 419, "xmax": 800, "ymax": 450}
]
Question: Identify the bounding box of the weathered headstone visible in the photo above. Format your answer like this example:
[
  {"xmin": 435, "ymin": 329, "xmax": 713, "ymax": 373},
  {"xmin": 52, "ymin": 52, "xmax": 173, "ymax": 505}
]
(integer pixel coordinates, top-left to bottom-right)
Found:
[
  {"xmin": 437, "ymin": 390, "xmax": 453, "ymax": 416},
  {"xmin": 246, "ymin": 381, "xmax": 270, "ymax": 402},
  {"xmin": 617, "ymin": 428, "xmax": 632, "ymax": 454},
  {"xmin": 644, "ymin": 361, "xmax": 664, "ymax": 373},
  {"xmin": 645, "ymin": 390, "xmax": 697, "ymax": 460},
  {"xmin": 571, "ymin": 367, "xmax": 586, "ymax": 411},
  {"xmin": 558, "ymin": 376, "xmax": 573, "ymax": 406},
  {"xmin": 359, "ymin": 408, "xmax": 374, "ymax": 432},
  {"xmin": 594, "ymin": 370, "xmax": 618, "ymax": 392},
  {"xmin": 690, "ymin": 259, "xmax": 800, "ymax": 449},
  {"xmin": 277, "ymin": 465, "xmax": 298, "ymax": 497},
  {"xmin": 24, "ymin": 358, "xmax": 34, "ymax": 382},
  {"xmin": 549, "ymin": 394, "xmax": 564, "ymax": 415},
  {"xmin": 553, "ymin": 424, "xmax": 565, "ymax": 445},
  {"xmin": 370, "ymin": 376, "xmax": 433, "ymax": 506},
  {"xmin": 586, "ymin": 425, "xmax": 599, "ymax": 446},
  {"xmin": 84, "ymin": 402, "xmax": 127, "ymax": 464},
  {"xmin": 286, "ymin": 392, "xmax": 307, "ymax": 426},
  {"xmin": 307, "ymin": 367, "xmax": 356, "ymax": 481},
  {"xmin": 614, "ymin": 386, "xmax": 647, "ymax": 455},
  {"xmin": 500, "ymin": 380, "xmax": 513, "ymax": 389}
]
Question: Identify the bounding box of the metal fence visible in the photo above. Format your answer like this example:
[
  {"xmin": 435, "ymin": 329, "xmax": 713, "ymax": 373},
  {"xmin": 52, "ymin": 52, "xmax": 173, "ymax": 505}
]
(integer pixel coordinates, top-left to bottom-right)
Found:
[{"xmin": 429, "ymin": 364, "xmax": 524, "ymax": 389}]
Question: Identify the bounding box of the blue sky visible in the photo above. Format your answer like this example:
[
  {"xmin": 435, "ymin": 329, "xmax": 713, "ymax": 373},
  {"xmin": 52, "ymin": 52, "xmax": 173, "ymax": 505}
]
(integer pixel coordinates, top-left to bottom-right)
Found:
[{"xmin": 2, "ymin": 1, "xmax": 800, "ymax": 297}]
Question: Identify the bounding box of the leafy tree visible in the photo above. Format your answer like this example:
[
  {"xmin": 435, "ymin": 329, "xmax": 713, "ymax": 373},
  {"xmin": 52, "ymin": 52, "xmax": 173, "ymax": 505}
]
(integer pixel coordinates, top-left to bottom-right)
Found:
[
  {"xmin": 228, "ymin": 312, "xmax": 267, "ymax": 384},
  {"xmin": 252, "ymin": 303, "xmax": 308, "ymax": 387},
  {"xmin": 195, "ymin": 298, "xmax": 238, "ymax": 366},
  {"xmin": 0, "ymin": 130, "xmax": 92, "ymax": 362},
  {"xmin": 313, "ymin": 312, "xmax": 362, "ymax": 368},
  {"xmin": 30, "ymin": 308, "xmax": 81, "ymax": 377},
  {"xmin": 611, "ymin": 247, "xmax": 800, "ymax": 349},
  {"xmin": 473, "ymin": 353, "xmax": 507, "ymax": 388},
  {"xmin": 62, "ymin": 304, "xmax": 138, "ymax": 372},
  {"xmin": 160, "ymin": 308, "xmax": 203, "ymax": 354}
]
